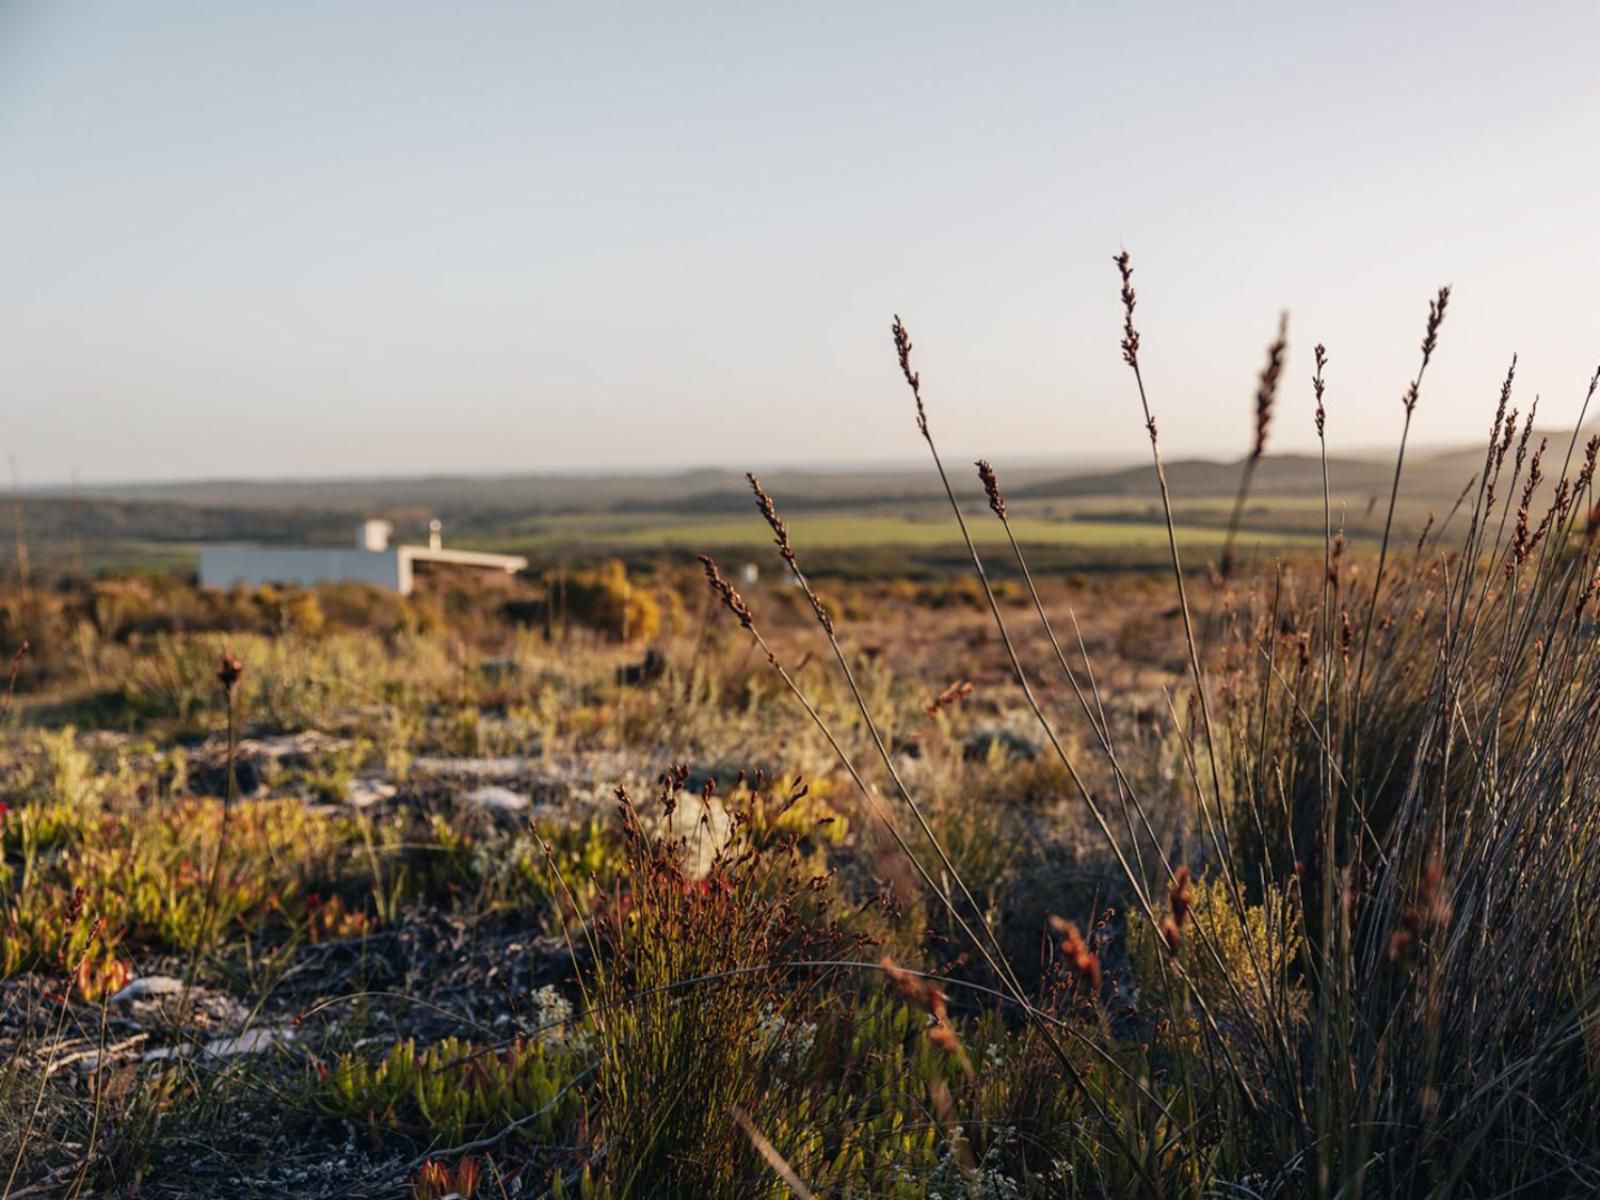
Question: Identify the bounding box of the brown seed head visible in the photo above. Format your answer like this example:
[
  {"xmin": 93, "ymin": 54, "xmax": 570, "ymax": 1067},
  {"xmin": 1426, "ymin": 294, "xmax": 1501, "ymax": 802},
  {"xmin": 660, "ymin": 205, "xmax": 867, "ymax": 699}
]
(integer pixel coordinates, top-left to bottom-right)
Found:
[
  {"xmin": 1168, "ymin": 865, "xmax": 1193, "ymax": 928},
  {"xmin": 1253, "ymin": 313, "xmax": 1288, "ymax": 459},
  {"xmin": 880, "ymin": 955, "xmax": 947, "ymax": 1021},
  {"xmin": 1420, "ymin": 285, "xmax": 1451, "ymax": 368},
  {"xmin": 1160, "ymin": 916, "xmax": 1183, "ymax": 952},
  {"xmin": 746, "ymin": 473, "xmax": 795, "ymax": 566},
  {"xmin": 217, "ymin": 649, "xmax": 244, "ymax": 700},
  {"xmin": 1515, "ymin": 398, "xmax": 1538, "ymax": 475},
  {"xmin": 1577, "ymin": 436, "xmax": 1599, "ymax": 498},
  {"xmin": 1047, "ymin": 916, "xmax": 1102, "ymax": 990},
  {"xmin": 1312, "ymin": 343, "xmax": 1328, "ymax": 438},
  {"xmin": 1491, "ymin": 355, "xmax": 1517, "ymax": 441},
  {"xmin": 1498, "ymin": 408, "xmax": 1520, "ymax": 467},
  {"xmin": 1415, "ymin": 512, "xmax": 1435, "ymax": 555},
  {"xmin": 891, "ymin": 315, "xmax": 928, "ymax": 436},
  {"xmin": 745, "ymin": 476, "xmax": 833, "ymax": 633},
  {"xmin": 1114, "ymin": 251, "xmax": 1141, "ymax": 369},
  {"xmin": 925, "ymin": 678, "xmax": 974, "ymax": 717},
  {"xmin": 697, "ymin": 554, "xmax": 754, "ymax": 629},
  {"xmin": 975, "ymin": 459, "xmax": 1006, "ymax": 519}
]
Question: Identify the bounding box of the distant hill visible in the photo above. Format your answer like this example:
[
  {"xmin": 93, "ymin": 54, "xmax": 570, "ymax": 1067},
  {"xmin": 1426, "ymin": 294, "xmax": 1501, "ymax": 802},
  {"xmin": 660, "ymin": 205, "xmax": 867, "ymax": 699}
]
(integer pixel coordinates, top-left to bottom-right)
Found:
[
  {"xmin": 1014, "ymin": 454, "xmax": 1398, "ymax": 501},
  {"xmin": 41, "ymin": 461, "xmax": 1113, "ymax": 515}
]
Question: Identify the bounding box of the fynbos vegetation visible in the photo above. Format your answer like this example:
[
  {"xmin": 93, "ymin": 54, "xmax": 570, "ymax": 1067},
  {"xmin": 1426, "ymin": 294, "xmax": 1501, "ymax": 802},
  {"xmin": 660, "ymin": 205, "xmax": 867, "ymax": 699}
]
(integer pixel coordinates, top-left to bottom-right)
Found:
[{"xmin": 5, "ymin": 256, "xmax": 1600, "ymax": 1197}]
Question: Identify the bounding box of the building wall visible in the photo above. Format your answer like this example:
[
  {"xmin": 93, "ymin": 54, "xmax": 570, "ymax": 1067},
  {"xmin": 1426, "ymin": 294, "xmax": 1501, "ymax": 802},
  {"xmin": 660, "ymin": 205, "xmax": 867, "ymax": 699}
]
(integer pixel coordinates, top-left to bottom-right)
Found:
[{"xmin": 198, "ymin": 547, "xmax": 407, "ymax": 593}]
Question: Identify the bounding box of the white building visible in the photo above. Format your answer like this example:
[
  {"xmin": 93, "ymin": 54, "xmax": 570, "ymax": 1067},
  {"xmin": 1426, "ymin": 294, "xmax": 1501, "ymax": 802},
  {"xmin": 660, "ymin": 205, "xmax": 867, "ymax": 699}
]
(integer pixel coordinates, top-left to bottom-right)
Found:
[{"xmin": 199, "ymin": 519, "xmax": 528, "ymax": 596}]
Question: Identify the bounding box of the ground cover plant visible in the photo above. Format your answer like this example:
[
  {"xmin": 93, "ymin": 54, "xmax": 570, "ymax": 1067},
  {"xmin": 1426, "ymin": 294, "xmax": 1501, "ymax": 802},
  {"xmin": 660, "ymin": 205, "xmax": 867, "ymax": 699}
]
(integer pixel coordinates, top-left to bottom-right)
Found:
[{"xmin": 4, "ymin": 256, "xmax": 1600, "ymax": 1197}]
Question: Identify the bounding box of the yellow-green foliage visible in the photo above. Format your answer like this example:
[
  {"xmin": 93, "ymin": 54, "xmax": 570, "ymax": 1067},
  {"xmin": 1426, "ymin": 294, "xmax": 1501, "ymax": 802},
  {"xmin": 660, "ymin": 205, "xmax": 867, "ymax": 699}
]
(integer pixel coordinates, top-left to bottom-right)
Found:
[
  {"xmin": 323, "ymin": 1034, "xmax": 584, "ymax": 1145},
  {"xmin": 738, "ymin": 774, "xmax": 850, "ymax": 847},
  {"xmin": 464, "ymin": 816, "xmax": 628, "ymax": 934},
  {"xmin": 38, "ymin": 726, "xmax": 107, "ymax": 808},
  {"xmin": 552, "ymin": 560, "xmax": 661, "ymax": 642},
  {"xmin": 771, "ymin": 994, "xmax": 960, "ymax": 1195},
  {"xmin": 1129, "ymin": 875, "xmax": 1307, "ymax": 1042},
  {"xmin": 281, "ymin": 590, "xmax": 325, "ymax": 636},
  {"xmin": 0, "ymin": 796, "xmax": 365, "ymax": 988}
]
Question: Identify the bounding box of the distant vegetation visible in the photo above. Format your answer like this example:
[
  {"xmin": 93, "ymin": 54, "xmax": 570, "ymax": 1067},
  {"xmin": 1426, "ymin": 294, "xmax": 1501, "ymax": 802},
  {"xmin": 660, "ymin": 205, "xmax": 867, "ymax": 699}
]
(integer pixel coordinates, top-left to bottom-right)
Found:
[{"xmin": 9, "ymin": 436, "xmax": 1510, "ymax": 580}]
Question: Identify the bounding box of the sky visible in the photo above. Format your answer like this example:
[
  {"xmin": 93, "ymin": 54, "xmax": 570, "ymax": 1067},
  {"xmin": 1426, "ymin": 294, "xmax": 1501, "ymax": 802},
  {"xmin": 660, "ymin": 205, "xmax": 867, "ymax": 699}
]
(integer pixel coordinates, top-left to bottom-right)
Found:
[{"xmin": 2, "ymin": 2, "xmax": 1598, "ymax": 484}]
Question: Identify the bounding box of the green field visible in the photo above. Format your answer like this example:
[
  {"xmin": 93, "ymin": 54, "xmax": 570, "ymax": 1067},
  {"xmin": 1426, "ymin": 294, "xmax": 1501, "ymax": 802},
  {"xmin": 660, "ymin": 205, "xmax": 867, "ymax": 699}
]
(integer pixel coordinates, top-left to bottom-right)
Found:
[{"xmin": 480, "ymin": 509, "xmax": 1332, "ymax": 553}]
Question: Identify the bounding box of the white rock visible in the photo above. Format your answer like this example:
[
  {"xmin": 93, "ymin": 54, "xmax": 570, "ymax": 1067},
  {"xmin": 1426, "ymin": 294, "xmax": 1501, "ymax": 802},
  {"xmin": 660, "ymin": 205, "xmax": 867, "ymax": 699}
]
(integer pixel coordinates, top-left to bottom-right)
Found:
[
  {"xmin": 110, "ymin": 975, "xmax": 185, "ymax": 1003},
  {"xmin": 145, "ymin": 1026, "xmax": 295, "ymax": 1061},
  {"xmin": 651, "ymin": 793, "xmax": 733, "ymax": 879},
  {"xmin": 344, "ymin": 778, "xmax": 398, "ymax": 808},
  {"xmin": 413, "ymin": 755, "xmax": 531, "ymax": 781},
  {"xmin": 461, "ymin": 785, "xmax": 530, "ymax": 812}
]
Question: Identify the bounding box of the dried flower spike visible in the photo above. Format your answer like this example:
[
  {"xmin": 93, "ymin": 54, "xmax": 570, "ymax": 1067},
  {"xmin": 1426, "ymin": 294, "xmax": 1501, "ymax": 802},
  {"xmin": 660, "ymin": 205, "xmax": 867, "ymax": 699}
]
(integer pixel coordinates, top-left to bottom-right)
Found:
[
  {"xmin": 697, "ymin": 554, "xmax": 754, "ymax": 629},
  {"xmin": 1253, "ymin": 313, "xmax": 1288, "ymax": 459},
  {"xmin": 1162, "ymin": 866, "xmax": 1193, "ymax": 950},
  {"xmin": 1312, "ymin": 343, "xmax": 1328, "ymax": 438},
  {"xmin": 975, "ymin": 460, "xmax": 1006, "ymax": 519},
  {"xmin": 1047, "ymin": 915, "xmax": 1103, "ymax": 990},
  {"xmin": 1420, "ymin": 285, "xmax": 1451, "ymax": 368},
  {"xmin": 1114, "ymin": 251, "xmax": 1140, "ymax": 369},
  {"xmin": 891, "ymin": 315, "xmax": 928, "ymax": 436},
  {"xmin": 746, "ymin": 474, "xmax": 833, "ymax": 633},
  {"xmin": 746, "ymin": 472, "xmax": 796, "ymax": 566},
  {"xmin": 926, "ymin": 678, "xmax": 974, "ymax": 717}
]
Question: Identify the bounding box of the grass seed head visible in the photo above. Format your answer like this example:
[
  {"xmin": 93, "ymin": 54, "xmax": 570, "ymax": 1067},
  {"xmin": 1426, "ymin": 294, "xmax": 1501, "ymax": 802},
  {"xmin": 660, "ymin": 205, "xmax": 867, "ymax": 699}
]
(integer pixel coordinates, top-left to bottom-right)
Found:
[
  {"xmin": 975, "ymin": 459, "xmax": 1007, "ymax": 519},
  {"xmin": 1253, "ymin": 313, "xmax": 1288, "ymax": 459},
  {"xmin": 696, "ymin": 554, "xmax": 754, "ymax": 629},
  {"xmin": 746, "ymin": 472, "xmax": 795, "ymax": 566},
  {"xmin": 891, "ymin": 315, "xmax": 928, "ymax": 436},
  {"xmin": 925, "ymin": 678, "xmax": 974, "ymax": 717},
  {"xmin": 1313, "ymin": 343, "xmax": 1328, "ymax": 437},
  {"xmin": 1048, "ymin": 916, "xmax": 1103, "ymax": 990},
  {"xmin": 1114, "ymin": 251, "xmax": 1140, "ymax": 369}
]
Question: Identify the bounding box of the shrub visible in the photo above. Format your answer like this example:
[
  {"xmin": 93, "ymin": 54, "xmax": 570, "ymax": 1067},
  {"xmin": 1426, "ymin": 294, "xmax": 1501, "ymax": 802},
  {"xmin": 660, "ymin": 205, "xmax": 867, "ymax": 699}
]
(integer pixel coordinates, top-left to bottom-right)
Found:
[
  {"xmin": 550, "ymin": 560, "xmax": 661, "ymax": 642},
  {"xmin": 324, "ymin": 1033, "xmax": 584, "ymax": 1145}
]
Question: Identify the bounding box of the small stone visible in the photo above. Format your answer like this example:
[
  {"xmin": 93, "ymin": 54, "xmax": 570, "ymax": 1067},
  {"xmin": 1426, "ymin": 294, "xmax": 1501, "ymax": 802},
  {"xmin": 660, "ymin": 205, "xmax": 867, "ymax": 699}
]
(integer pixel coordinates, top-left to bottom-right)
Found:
[
  {"xmin": 461, "ymin": 785, "xmax": 530, "ymax": 812},
  {"xmin": 412, "ymin": 755, "xmax": 532, "ymax": 781},
  {"xmin": 110, "ymin": 975, "xmax": 185, "ymax": 1003},
  {"xmin": 343, "ymin": 778, "xmax": 398, "ymax": 809},
  {"xmin": 144, "ymin": 1026, "xmax": 295, "ymax": 1061}
]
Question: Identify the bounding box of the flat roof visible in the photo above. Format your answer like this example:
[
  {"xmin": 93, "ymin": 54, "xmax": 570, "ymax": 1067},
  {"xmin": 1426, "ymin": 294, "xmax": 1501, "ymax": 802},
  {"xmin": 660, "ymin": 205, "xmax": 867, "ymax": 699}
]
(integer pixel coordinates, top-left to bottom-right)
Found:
[{"xmin": 398, "ymin": 545, "xmax": 528, "ymax": 572}]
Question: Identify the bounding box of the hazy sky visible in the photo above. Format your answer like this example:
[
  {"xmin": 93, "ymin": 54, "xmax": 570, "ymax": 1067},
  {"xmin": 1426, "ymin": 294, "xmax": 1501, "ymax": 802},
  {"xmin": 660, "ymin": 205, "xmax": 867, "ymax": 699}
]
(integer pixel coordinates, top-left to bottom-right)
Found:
[{"xmin": 3, "ymin": 3, "xmax": 1598, "ymax": 484}]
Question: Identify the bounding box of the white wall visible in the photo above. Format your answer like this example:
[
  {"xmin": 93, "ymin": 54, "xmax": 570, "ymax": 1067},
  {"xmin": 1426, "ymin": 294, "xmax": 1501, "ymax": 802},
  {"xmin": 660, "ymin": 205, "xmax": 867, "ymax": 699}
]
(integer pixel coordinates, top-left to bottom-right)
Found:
[{"xmin": 198, "ymin": 547, "xmax": 407, "ymax": 593}]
